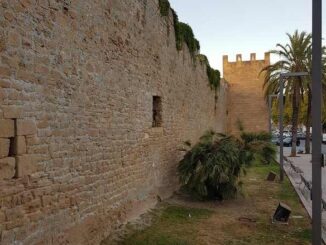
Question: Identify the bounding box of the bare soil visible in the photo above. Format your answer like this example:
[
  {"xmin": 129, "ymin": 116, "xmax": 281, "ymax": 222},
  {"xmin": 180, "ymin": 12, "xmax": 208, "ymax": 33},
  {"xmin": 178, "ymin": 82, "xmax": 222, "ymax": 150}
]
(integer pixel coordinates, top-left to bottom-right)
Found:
[{"xmin": 102, "ymin": 163, "xmax": 311, "ymax": 245}]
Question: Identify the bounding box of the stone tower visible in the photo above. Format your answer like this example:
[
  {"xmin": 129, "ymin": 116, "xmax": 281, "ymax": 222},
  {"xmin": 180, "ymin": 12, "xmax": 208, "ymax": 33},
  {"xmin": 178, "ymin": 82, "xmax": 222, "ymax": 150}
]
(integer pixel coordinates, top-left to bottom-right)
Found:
[{"xmin": 224, "ymin": 53, "xmax": 270, "ymax": 134}]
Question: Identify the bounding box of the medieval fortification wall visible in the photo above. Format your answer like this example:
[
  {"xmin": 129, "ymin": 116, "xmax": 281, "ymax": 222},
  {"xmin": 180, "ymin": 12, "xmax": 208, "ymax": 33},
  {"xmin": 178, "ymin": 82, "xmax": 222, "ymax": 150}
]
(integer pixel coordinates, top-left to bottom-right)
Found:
[{"xmin": 0, "ymin": 0, "xmax": 227, "ymax": 244}]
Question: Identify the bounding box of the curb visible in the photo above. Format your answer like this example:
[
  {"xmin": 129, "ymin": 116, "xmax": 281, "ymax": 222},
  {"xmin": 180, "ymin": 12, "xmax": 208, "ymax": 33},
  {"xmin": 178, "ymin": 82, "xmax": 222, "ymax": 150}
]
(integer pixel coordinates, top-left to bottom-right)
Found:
[{"xmin": 283, "ymin": 162, "xmax": 326, "ymax": 244}]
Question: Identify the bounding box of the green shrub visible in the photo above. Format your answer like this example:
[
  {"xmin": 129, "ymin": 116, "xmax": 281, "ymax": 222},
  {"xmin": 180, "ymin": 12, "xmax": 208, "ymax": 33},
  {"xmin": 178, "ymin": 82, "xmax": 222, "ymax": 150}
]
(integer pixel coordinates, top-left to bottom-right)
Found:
[
  {"xmin": 178, "ymin": 130, "xmax": 277, "ymax": 200},
  {"xmin": 178, "ymin": 131, "xmax": 247, "ymax": 200},
  {"xmin": 240, "ymin": 131, "xmax": 272, "ymax": 143},
  {"xmin": 240, "ymin": 131, "xmax": 277, "ymax": 165}
]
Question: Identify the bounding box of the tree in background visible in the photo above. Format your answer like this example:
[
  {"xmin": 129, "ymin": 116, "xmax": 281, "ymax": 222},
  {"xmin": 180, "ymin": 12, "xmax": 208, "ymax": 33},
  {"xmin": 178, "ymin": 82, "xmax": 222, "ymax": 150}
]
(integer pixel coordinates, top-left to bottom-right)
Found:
[
  {"xmin": 261, "ymin": 30, "xmax": 312, "ymax": 156},
  {"xmin": 269, "ymin": 42, "xmax": 326, "ymax": 154}
]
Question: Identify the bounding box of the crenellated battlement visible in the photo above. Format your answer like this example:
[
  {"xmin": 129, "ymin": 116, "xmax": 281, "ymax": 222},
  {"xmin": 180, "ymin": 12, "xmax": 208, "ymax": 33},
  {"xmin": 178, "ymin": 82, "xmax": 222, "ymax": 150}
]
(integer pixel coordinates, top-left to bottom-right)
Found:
[{"xmin": 223, "ymin": 52, "xmax": 270, "ymax": 65}]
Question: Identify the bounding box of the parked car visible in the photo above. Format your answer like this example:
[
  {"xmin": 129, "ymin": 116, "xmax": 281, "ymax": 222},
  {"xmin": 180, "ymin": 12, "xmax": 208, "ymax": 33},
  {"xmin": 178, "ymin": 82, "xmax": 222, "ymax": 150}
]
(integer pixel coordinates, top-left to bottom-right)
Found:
[
  {"xmin": 271, "ymin": 135, "xmax": 279, "ymax": 144},
  {"xmin": 275, "ymin": 135, "xmax": 286, "ymax": 145},
  {"xmin": 323, "ymin": 134, "xmax": 326, "ymax": 144},
  {"xmin": 283, "ymin": 136, "xmax": 300, "ymax": 147},
  {"xmin": 297, "ymin": 132, "xmax": 306, "ymax": 140},
  {"xmin": 275, "ymin": 136, "xmax": 300, "ymax": 147},
  {"xmin": 283, "ymin": 131, "xmax": 291, "ymax": 137}
]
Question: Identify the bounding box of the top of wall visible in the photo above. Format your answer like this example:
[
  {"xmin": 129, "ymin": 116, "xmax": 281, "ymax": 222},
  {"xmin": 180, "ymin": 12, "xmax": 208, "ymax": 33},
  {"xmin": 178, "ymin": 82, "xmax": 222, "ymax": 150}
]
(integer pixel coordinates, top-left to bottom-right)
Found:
[{"xmin": 223, "ymin": 53, "xmax": 270, "ymax": 67}]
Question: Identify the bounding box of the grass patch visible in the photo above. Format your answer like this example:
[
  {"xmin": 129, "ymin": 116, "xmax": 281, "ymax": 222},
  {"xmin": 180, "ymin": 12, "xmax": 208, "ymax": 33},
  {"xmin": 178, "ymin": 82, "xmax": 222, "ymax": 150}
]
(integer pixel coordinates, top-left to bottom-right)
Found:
[
  {"xmin": 122, "ymin": 234, "xmax": 189, "ymax": 245},
  {"xmin": 294, "ymin": 228, "xmax": 312, "ymax": 241},
  {"xmin": 121, "ymin": 206, "xmax": 212, "ymax": 245},
  {"xmin": 118, "ymin": 163, "xmax": 311, "ymax": 245},
  {"xmin": 160, "ymin": 206, "xmax": 213, "ymax": 222}
]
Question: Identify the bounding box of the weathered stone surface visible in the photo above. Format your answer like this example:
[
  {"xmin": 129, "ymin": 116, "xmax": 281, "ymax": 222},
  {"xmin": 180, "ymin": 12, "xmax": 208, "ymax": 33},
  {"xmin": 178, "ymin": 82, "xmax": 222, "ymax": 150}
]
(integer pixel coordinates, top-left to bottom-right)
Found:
[
  {"xmin": 15, "ymin": 136, "xmax": 26, "ymax": 155},
  {"xmin": 224, "ymin": 53, "xmax": 270, "ymax": 134},
  {"xmin": 0, "ymin": 119, "xmax": 14, "ymax": 138},
  {"xmin": 7, "ymin": 30, "xmax": 21, "ymax": 48},
  {"xmin": 16, "ymin": 155, "xmax": 36, "ymax": 177},
  {"xmin": 3, "ymin": 106, "xmax": 23, "ymax": 119},
  {"xmin": 16, "ymin": 119, "xmax": 37, "ymax": 136},
  {"xmin": 0, "ymin": 138, "xmax": 10, "ymax": 158},
  {"xmin": 0, "ymin": 1, "xmax": 228, "ymax": 244},
  {"xmin": 0, "ymin": 157, "xmax": 15, "ymax": 180}
]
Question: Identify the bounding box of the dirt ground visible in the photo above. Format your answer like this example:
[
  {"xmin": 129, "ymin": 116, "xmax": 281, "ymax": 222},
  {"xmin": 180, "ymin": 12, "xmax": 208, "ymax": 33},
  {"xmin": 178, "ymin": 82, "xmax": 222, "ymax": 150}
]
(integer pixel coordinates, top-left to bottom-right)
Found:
[{"xmin": 102, "ymin": 163, "xmax": 312, "ymax": 245}]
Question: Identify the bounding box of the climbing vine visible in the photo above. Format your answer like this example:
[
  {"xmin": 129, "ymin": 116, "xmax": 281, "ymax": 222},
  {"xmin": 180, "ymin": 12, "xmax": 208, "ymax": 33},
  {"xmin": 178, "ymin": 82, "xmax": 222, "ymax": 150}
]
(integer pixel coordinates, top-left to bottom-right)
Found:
[
  {"xmin": 197, "ymin": 55, "xmax": 221, "ymax": 90},
  {"xmin": 197, "ymin": 54, "xmax": 221, "ymax": 110},
  {"xmin": 159, "ymin": 0, "xmax": 200, "ymax": 57},
  {"xmin": 175, "ymin": 22, "xmax": 200, "ymax": 55},
  {"xmin": 158, "ymin": 0, "xmax": 170, "ymax": 16},
  {"xmin": 158, "ymin": 0, "xmax": 221, "ymax": 104}
]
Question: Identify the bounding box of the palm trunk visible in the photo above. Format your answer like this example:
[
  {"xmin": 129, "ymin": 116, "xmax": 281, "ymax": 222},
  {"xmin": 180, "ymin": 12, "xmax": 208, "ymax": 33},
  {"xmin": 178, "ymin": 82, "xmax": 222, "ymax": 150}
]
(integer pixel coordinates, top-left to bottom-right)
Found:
[
  {"xmin": 291, "ymin": 83, "xmax": 300, "ymax": 157},
  {"xmin": 305, "ymin": 88, "xmax": 312, "ymax": 154}
]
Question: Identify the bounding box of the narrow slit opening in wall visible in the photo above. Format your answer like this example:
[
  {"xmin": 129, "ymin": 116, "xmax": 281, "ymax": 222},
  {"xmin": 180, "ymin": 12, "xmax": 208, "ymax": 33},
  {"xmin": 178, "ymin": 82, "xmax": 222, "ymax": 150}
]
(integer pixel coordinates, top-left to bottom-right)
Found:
[
  {"xmin": 9, "ymin": 119, "xmax": 17, "ymax": 157},
  {"xmin": 153, "ymin": 96, "xmax": 162, "ymax": 127},
  {"xmin": 8, "ymin": 137, "xmax": 15, "ymax": 157}
]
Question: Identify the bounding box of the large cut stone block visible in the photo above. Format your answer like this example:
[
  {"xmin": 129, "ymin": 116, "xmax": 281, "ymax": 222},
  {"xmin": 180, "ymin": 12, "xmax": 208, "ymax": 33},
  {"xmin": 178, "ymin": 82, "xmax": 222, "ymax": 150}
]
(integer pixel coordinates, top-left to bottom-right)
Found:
[
  {"xmin": 3, "ymin": 106, "xmax": 23, "ymax": 119},
  {"xmin": 16, "ymin": 155, "xmax": 37, "ymax": 177},
  {"xmin": 15, "ymin": 136, "xmax": 26, "ymax": 155},
  {"xmin": 0, "ymin": 157, "xmax": 15, "ymax": 180},
  {"xmin": 0, "ymin": 138, "xmax": 10, "ymax": 158},
  {"xmin": 17, "ymin": 119, "xmax": 37, "ymax": 136},
  {"xmin": 0, "ymin": 119, "xmax": 14, "ymax": 138}
]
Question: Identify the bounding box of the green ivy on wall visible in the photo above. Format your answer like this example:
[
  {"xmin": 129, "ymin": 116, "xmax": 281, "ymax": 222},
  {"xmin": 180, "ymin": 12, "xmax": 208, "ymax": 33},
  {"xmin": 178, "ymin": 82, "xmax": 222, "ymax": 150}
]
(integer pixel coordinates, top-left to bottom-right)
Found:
[
  {"xmin": 197, "ymin": 54, "xmax": 221, "ymax": 92},
  {"xmin": 159, "ymin": 0, "xmax": 199, "ymax": 57},
  {"xmin": 158, "ymin": 0, "xmax": 221, "ymax": 98},
  {"xmin": 175, "ymin": 22, "xmax": 200, "ymax": 55},
  {"xmin": 158, "ymin": 0, "xmax": 170, "ymax": 16}
]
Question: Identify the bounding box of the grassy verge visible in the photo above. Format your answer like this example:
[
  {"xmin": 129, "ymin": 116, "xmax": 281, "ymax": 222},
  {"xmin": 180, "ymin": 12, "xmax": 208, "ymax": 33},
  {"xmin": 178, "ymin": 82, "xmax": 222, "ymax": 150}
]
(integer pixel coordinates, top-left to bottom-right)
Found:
[{"xmin": 118, "ymin": 163, "xmax": 311, "ymax": 245}]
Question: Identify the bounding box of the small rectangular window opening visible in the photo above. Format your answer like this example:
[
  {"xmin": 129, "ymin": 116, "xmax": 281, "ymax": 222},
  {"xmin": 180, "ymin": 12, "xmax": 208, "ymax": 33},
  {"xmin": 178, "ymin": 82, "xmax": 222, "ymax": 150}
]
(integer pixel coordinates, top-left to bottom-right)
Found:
[
  {"xmin": 9, "ymin": 119, "xmax": 17, "ymax": 157},
  {"xmin": 153, "ymin": 96, "xmax": 162, "ymax": 127}
]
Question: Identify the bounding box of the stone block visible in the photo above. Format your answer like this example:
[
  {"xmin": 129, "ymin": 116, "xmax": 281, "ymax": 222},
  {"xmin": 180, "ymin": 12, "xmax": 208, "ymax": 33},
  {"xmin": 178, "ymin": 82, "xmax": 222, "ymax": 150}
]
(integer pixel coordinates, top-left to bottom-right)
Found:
[
  {"xmin": 4, "ymin": 11, "xmax": 14, "ymax": 22},
  {"xmin": 3, "ymin": 106, "xmax": 23, "ymax": 119},
  {"xmin": 0, "ymin": 32, "xmax": 5, "ymax": 52},
  {"xmin": 0, "ymin": 157, "xmax": 15, "ymax": 180},
  {"xmin": 17, "ymin": 119, "xmax": 37, "ymax": 136},
  {"xmin": 0, "ymin": 66, "xmax": 11, "ymax": 77},
  {"xmin": 16, "ymin": 155, "xmax": 37, "ymax": 177},
  {"xmin": 0, "ymin": 138, "xmax": 10, "ymax": 158},
  {"xmin": 15, "ymin": 136, "xmax": 26, "ymax": 155},
  {"xmin": 0, "ymin": 119, "xmax": 14, "ymax": 137},
  {"xmin": 8, "ymin": 30, "xmax": 21, "ymax": 48}
]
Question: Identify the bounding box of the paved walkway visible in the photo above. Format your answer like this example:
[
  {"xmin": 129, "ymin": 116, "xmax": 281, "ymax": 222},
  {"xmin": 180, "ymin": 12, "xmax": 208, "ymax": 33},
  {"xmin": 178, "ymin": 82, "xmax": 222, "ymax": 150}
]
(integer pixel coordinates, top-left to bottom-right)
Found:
[{"xmin": 281, "ymin": 147, "xmax": 326, "ymax": 242}]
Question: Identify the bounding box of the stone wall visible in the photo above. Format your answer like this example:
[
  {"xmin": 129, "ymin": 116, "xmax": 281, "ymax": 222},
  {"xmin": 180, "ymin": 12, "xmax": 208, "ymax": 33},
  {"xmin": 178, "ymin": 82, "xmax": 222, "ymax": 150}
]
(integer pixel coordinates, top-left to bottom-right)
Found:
[
  {"xmin": 0, "ymin": 0, "xmax": 227, "ymax": 244},
  {"xmin": 224, "ymin": 53, "xmax": 270, "ymax": 134}
]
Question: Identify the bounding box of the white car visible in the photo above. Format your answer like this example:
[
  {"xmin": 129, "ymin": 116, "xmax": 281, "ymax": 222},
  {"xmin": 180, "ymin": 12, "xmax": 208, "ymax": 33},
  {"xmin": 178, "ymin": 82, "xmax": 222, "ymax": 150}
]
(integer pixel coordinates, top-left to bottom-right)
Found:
[
  {"xmin": 323, "ymin": 134, "xmax": 326, "ymax": 144},
  {"xmin": 280, "ymin": 136, "xmax": 300, "ymax": 147}
]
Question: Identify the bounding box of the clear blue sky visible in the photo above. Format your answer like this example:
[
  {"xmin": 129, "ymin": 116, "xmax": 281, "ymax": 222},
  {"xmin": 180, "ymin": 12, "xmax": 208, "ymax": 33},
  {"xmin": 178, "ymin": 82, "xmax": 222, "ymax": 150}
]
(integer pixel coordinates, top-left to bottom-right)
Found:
[{"xmin": 169, "ymin": 0, "xmax": 326, "ymax": 74}]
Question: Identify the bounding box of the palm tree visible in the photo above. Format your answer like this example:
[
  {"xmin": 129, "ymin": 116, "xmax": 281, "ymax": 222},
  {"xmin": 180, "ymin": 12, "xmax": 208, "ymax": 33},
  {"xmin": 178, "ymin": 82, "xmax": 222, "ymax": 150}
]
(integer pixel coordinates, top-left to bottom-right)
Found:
[{"xmin": 261, "ymin": 30, "xmax": 312, "ymax": 157}]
